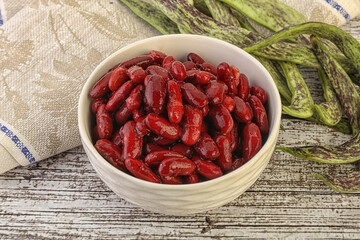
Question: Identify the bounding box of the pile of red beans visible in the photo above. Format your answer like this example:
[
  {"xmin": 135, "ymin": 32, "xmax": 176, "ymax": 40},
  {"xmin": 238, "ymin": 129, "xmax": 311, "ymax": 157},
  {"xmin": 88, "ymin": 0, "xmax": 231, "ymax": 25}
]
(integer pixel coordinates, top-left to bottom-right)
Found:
[{"xmin": 89, "ymin": 50, "xmax": 269, "ymax": 184}]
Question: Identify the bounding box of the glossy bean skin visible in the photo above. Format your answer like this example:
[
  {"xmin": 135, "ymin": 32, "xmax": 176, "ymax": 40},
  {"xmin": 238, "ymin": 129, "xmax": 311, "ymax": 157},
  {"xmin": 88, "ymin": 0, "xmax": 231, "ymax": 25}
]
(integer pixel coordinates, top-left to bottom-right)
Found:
[
  {"xmin": 145, "ymin": 150, "xmax": 185, "ymax": 168},
  {"xmin": 170, "ymin": 61, "xmax": 186, "ymax": 81},
  {"xmin": 192, "ymin": 156, "xmax": 223, "ymax": 180},
  {"xmin": 114, "ymin": 104, "xmax": 132, "ymax": 125},
  {"xmin": 242, "ymin": 122, "xmax": 262, "ymax": 162},
  {"xmin": 145, "ymin": 75, "xmax": 166, "ymax": 113},
  {"xmin": 180, "ymin": 83, "xmax": 209, "ymax": 108},
  {"xmin": 183, "ymin": 61, "xmax": 197, "ymax": 70},
  {"xmin": 222, "ymin": 95, "xmax": 235, "ymax": 112},
  {"xmin": 144, "ymin": 142, "xmax": 167, "ymax": 155},
  {"xmin": 158, "ymin": 157, "xmax": 195, "ymax": 177},
  {"xmin": 146, "ymin": 65, "xmax": 171, "ymax": 81},
  {"xmin": 147, "ymin": 133, "xmax": 178, "ymax": 146},
  {"xmin": 200, "ymin": 62, "xmax": 217, "ymax": 76},
  {"xmin": 96, "ymin": 104, "xmax": 113, "ymax": 139},
  {"xmin": 200, "ymin": 104, "xmax": 209, "ymax": 117},
  {"xmin": 250, "ymin": 85, "xmax": 267, "ymax": 104},
  {"xmin": 161, "ymin": 55, "xmax": 175, "ymax": 70},
  {"xmin": 204, "ymin": 80, "xmax": 228, "ymax": 105},
  {"xmin": 171, "ymin": 143, "xmax": 193, "ymax": 157},
  {"xmin": 247, "ymin": 95, "xmax": 269, "ymax": 134},
  {"xmin": 160, "ymin": 175, "xmax": 183, "ymax": 184},
  {"xmin": 233, "ymin": 96, "xmax": 253, "ymax": 123},
  {"xmin": 132, "ymin": 107, "xmax": 146, "ymax": 121},
  {"xmin": 92, "ymin": 98, "xmax": 106, "ymax": 114},
  {"xmin": 194, "ymin": 132, "xmax": 220, "ymax": 161},
  {"xmin": 112, "ymin": 129, "xmax": 122, "ymax": 147},
  {"xmin": 135, "ymin": 116, "xmax": 151, "ymax": 137},
  {"xmin": 109, "ymin": 67, "xmax": 128, "ymax": 91},
  {"xmin": 122, "ymin": 121, "xmax": 143, "ymax": 160},
  {"xmin": 184, "ymin": 172, "xmax": 199, "ymax": 184},
  {"xmin": 217, "ymin": 62, "xmax": 233, "ymax": 82},
  {"xmin": 208, "ymin": 104, "xmax": 234, "ymax": 133},
  {"xmin": 229, "ymin": 157, "xmax": 245, "ymax": 172},
  {"xmin": 106, "ymin": 80, "xmax": 135, "ymax": 111},
  {"xmin": 195, "ymin": 71, "xmax": 211, "ymax": 85},
  {"xmin": 167, "ymin": 80, "xmax": 183, "ymax": 124},
  {"xmin": 214, "ymin": 134, "xmax": 232, "ymax": 171},
  {"xmin": 125, "ymin": 158, "xmax": 160, "ymax": 183},
  {"xmin": 95, "ymin": 139, "xmax": 126, "ymax": 172},
  {"xmin": 147, "ymin": 50, "xmax": 166, "ymax": 64},
  {"xmin": 89, "ymin": 71, "xmax": 112, "ymax": 99},
  {"xmin": 126, "ymin": 91, "xmax": 142, "ymax": 111},
  {"xmin": 187, "ymin": 52, "xmax": 205, "ymax": 65},
  {"xmin": 238, "ymin": 73, "xmax": 249, "ymax": 99},
  {"xmin": 230, "ymin": 121, "xmax": 239, "ymax": 152},
  {"xmin": 127, "ymin": 65, "xmax": 147, "ymax": 84},
  {"xmin": 181, "ymin": 105, "xmax": 203, "ymax": 146},
  {"xmin": 230, "ymin": 65, "xmax": 240, "ymax": 86},
  {"xmin": 145, "ymin": 113, "xmax": 181, "ymax": 140},
  {"xmin": 119, "ymin": 55, "xmax": 154, "ymax": 69}
]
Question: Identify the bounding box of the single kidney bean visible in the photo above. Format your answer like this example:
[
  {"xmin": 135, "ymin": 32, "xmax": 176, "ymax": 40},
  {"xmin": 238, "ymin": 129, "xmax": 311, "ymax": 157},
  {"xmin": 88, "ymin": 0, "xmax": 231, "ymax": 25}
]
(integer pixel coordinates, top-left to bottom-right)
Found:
[
  {"xmin": 208, "ymin": 104, "xmax": 234, "ymax": 133},
  {"xmin": 106, "ymin": 80, "xmax": 135, "ymax": 111},
  {"xmin": 214, "ymin": 134, "xmax": 232, "ymax": 171},
  {"xmin": 109, "ymin": 67, "xmax": 128, "ymax": 91},
  {"xmin": 183, "ymin": 61, "xmax": 197, "ymax": 70},
  {"xmin": 145, "ymin": 113, "xmax": 181, "ymax": 140},
  {"xmin": 144, "ymin": 142, "xmax": 167, "ymax": 155},
  {"xmin": 125, "ymin": 158, "xmax": 160, "ymax": 183},
  {"xmin": 146, "ymin": 65, "xmax": 171, "ymax": 81},
  {"xmin": 242, "ymin": 122, "xmax": 262, "ymax": 161},
  {"xmin": 147, "ymin": 133, "xmax": 178, "ymax": 146},
  {"xmin": 95, "ymin": 139, "xmax": 126, "ymax": 172},
  {"xmin": 247, "ymin": 95, "xmax": 269, "ymax": 134},
  {"xmin": 229, "ymin": 121, "xmax": 239, "ymax": 152},
  {"xmin": 112, "ymin": 129, "xmax": 122, "ymax": 147},
  {"xmin": 135, "ymin": 116, "xmax": 151, "ymax": 137},
  {"xmin": 238, "ymin": 73, "xmax": 249, "ymax": 99},
  {"xmin": 229, "ymin": 157, "xmax": 245, "ymax": 172},
  {"xmin": 132, "ymin": 106, "xmax": 146, "ymax": 121},
  {"xmin": 147, "ymin": 50, "xmax": 166, "ymax": 64},
  {"xmin": 170, "ymin": 61, "xmax": 186, "ymax": 81},
  {"xmin": 114, "ymin": 104, "xmax": 132, "ymax": 125},
  {"xmin": 224, "ymin": 76, "xmax": 238, "ymax": 95},
  {"xmin": 187, "ymin": 52, "xmax": 205, "ymax": 65},
  {"xmin": 194, "ymin": 132, "xmax": 220, "ymax": 161},
  {"xmin": 184, "ymin": 172, "xmax": 199, "ymax": 184},
  {"xmin": 192, "ymin": 156, "xmax": 223, "ymax": 180},
  {"xmin": 126, "ymin": 91, "xmax": 142, "ymax": 111},
  {"xmin": 195, "ymin": 71, "xmax": 211, "ymax": 85},
  {"xmin": 217, "ymin": 62, "xmax": 233, "ymax": 82},
  {"xmin": 181, "ymin": 105, "xmax": 203, "ymax": 146},
  {"xmin": 89, "ymin": 71, "xmax": 112, "ymax": 99},
  {"xmin": 222, "ymin": 95, "xmax": 235, "ymax": 112},
  {"xmin": 160, "ymin": 175, "xmax": 183, "ymax": 184},
  {"xmin": 200, "ymin": 62, "xmax": 217, "ymax": 75},
  {"xmin": 127, "ymin": 65, "xmax": 147, "ymax": 84},
  {"xmin": 92, "ymin": 98, "xmax": 106, "ymax": 114},
  {"xmin": 145, "ymin": 150, "xmax": 185, "ymax": 168},
  {"xmin": 171, "ymin": 143, "xmax": 193, "ymax": 158},
  {"xmin": 122, "ymin": 121, "xmax": 143, "ymax": 159},
  {"xmin": 233, "ymin": 96, "xmax": 253, "ymax": 123},
  {"xmin": 167, "ymin": 80, "xmax": 183, "ymax": 124},
  {"xmin": 96, "ymin": 104, "xmax": 113, "ymax": 139},
  {"xmin": 230, "ymin": 65, "xmax": 240, "ymax": 86},
  {"xmin": 119, "ymin": 55, "xmax": 154, "ymax": 69},
  {"xmin": 250, "ymin": 85, "xmax": 267, "ymax": 104},
  {"xmin": 161, "ymin": 55, "xmax": 175, "ymax": 70},
  {"xmin": 145, "ymin": 75, "xmax": 166, "ymax": 113},
  {"xmin": 158, "ymin": 157, "xmax": 195, "ymax": 177},
  {"xmin": 180, "ymin": 83, "xmax": 209, "ymax": 108},
  {"xmin": 205, "ymin": 80, "xmax": 228, "ymax": 105}
]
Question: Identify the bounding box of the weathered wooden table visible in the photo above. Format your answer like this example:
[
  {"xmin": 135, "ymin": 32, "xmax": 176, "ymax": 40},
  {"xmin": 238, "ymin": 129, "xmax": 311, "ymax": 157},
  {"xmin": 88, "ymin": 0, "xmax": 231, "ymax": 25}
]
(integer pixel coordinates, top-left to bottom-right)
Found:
[{"xmin": 1, "ymin": 18, "xmax": 360, "ymax": 239}]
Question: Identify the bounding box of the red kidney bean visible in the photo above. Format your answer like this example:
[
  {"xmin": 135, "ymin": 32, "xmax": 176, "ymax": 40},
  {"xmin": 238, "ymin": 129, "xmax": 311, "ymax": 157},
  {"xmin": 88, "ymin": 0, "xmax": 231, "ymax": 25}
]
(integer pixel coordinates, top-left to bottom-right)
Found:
[
  {"xmin": 167, "ymin": 80, "xmax": 183, "ymax": 124},
  {"xmin": 171, "ymin": 143, "xmax": 193, "ymax": 157},
  {"xmin": 238, "ymin": 73, "xmax": 249, "ymax": 99},
  {"xmin": 119, "ymin": 55, "xmax": 154, "ymax": 69},
  {"xmin": 229, "ymin": 121, "xmax": 239, "ymax": 152},
  {"xmin": 93, "ymin": 125, "xmax": 100, "ymax": 143},
  {"xmin": 147, "ymin": 50, "xmax": 166, "ymax": 64},
  {"xmin": 96, "ymin": 104, "xmax": 113, "ymax": 139},
  {"xmin": 112, "ymin": 129, "xmax": 122, "ymax": 147},
  {"xmin": 89, "ymin": 71, "xmax": 112, "ymax": 98},
  {"xmin": 200, "ymin": 104, "xmax": 209, "ymax": 117},
  {"xmin": 144, "ymin": 142, "xmax": 167, "ymax": 155},
  {"xmin": 224, "ymin": 77, "xmax": 238, "ymax": 95},
  {"xmin": 122, "ymin": 121, "xmax": 143, "ymax": 160},
  {"xmin": 170, "ymin": 61, "xmax": 186, "ymax": 81},
  {"xmin": 205, "ymin": 80, "xmax": 228, "ymax": 105},
  {"xmin": 181, "ymin": 105, "xmax": 203, "ymax": 146},
  {"xmin": 106, "ymin": 80, "xmax": 135, "ymax": 111},
  {"xmin": 250, "ymin": 85, "xmax": 267, "ymax": 104},
  {"xmin": 233, "ymin": 96, "xmax": 253, "ymax": 123},
  {"xmin": 95, "ymin": 139, "xmax": 126, "ymax": 172},
  {"xmin": 187, "ymin": 52, "xmax": 205, "ymax": 65},
  {"xmin": 161, "ymin": 55, "xmax": 175, "ymax": 70},
  {"xmin": 229, "ymin": 157, "xmax": 245, "ymax": 172},
  {"xmin": 145, "ymin": 150, "xmax": 185, "ymax": 168},
  {"xmin": 217, "ymin": 62, "xmax": 233, "ymax": 82},
  {"xmin": 214, "ymin": 134, "xmax": 232, "ymax": 171},
  {"xmin": 146, "ymin": 65, "xmax": 171, "ymax": 81},
  {"xmin": 247, "ymin": 95, "xmax": 269, "ymax": 134},
  {"xmin": 92, "ymin": 98, "xmax": 106, "ymax": 114},
  {"xmin": 135, "ymin": 116, "xmax": 151, "ymax": 137},
  {"xmin": 127, "ymin": 65, "xmax": 147, "ymax": 84},
  {"xmin": 184, "ymin": 172, "xmax": 199, "ymax": 184},
  {"xmin": 242, "ymin": 122, "xmax": 262, "ymax": 161},
  {"xmin": 180, "ymin": 83, "xmax": 209, "ymax": 108},
  {"xmin": 132, "ymin": 107, "xmax": 146, "ymax": 121},
  {"xmin": 109, "ymin": 67, "xmax": 127, "ymax": 91},
  {"xmin": 145, "ymin": 113, "xmax": 181, "ymax": 140},
  {"xmin": 158, "ymin": 157, "xmax": 195, "ymax": 177},
  {"xmin": 195, "ymin": 71, "xmax": 211, "ymax": 85},
  {"xmin": 192, "ymin": 156, "xmax": 223, "ymax": 180},
  {"xmin": 221, "ymin": 95, "xmax": 235, "ymax": 112},
  {"xmin": 124, "ymin": 158, "xmax": 160, "ymax": 183},
  {"xmin": 125, "ymin": 91, "xmax": 142, "ymax": 111},
  {"xmin": 145, "ymin": 75, "xmax": 166, "ymax": 113},
  {"xmin": 208, "ymin": 104, "xmax": 234, "ymax": 133},
  {"xmin": 183, "ymin": 61, "xmax": 197, "ymax": 70},
  {"xmin": 200, "ymin": 62, "xmax": 217, "ymax": 75},
  {"xmin": 160, "ymin": 175, "xmax": 183, "ymax": 184},
  {"xmin": 194, "ymin": 132, "xmax": 220, "ymax": 161},
  {"xmin": 114, "ymin": 104, "xmax": 132, "ymax": 125},
  {"xmin": 147, "ymin": 133, "xmax": 178, "ymax": 146},
  {"xmin": 230, "ymin": 65, "xmax": 240, "ymax": 86}
]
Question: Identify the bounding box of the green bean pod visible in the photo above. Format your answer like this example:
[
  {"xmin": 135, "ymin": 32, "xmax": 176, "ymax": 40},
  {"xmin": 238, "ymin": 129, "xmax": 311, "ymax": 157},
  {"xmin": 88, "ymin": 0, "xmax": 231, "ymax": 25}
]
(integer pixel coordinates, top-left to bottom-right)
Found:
[
  {"xmin": 204, "ymin": 0, "xmax": 240, "ymax": 27},
  {"xmin": 311, "ymin": 171, "xmax": 360, "ymax": 193}
]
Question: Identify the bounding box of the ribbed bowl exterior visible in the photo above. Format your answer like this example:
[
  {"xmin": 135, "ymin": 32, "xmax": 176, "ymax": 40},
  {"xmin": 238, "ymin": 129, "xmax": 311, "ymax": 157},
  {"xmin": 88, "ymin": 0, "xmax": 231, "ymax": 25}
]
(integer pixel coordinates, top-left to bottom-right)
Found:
[{"xmin": 78, "ymin": 35, "xmax": 282, "ymax": 215}]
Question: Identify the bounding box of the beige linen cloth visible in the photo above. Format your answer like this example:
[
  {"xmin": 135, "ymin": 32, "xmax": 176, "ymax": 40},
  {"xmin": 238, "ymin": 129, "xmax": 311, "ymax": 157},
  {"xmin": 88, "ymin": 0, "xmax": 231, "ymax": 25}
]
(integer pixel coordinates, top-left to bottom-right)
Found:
[{"xmin": 0, "ymin": 0, "xmax": 360, "ymax": 174}]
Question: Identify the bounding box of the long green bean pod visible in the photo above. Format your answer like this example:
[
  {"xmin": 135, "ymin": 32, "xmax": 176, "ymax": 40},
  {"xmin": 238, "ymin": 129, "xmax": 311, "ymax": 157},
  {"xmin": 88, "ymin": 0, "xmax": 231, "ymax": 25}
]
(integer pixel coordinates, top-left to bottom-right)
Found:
[
  {"xmin": 310, "ymin": 171, "xmax": 360, "ymax": 193},
  {"xmin": 204, "ymin": 0, "xmax": 241, "ymax": 27}
]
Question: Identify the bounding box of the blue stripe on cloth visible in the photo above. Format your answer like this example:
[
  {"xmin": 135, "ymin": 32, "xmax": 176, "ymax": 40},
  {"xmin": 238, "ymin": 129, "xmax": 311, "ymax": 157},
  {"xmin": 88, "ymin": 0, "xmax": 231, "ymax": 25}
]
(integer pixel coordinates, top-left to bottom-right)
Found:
[{"xmin": 323, "ymin": 0, "xmax": 351, "ymax": 22}]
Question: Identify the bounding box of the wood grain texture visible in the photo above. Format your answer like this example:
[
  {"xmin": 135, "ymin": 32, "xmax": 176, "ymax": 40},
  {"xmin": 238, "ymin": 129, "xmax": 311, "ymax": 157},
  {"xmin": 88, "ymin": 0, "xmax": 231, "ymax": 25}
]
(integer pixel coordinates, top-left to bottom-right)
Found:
[{"xmin": 1, "ymin": 17, "xmax": 360, "ymax": 240}]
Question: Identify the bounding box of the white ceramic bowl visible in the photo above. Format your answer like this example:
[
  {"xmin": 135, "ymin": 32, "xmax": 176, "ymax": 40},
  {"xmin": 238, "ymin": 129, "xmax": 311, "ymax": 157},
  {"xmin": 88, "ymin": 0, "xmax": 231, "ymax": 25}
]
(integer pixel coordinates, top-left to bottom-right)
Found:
[{"xmin": 78, "ymin": 34, "xmax": 281, "ymax": 215}]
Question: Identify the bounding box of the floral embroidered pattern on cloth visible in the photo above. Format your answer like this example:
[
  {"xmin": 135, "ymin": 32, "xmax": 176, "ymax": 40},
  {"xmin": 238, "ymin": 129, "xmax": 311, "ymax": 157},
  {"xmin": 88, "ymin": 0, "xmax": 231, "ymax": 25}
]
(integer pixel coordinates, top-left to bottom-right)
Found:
[{"xmin": 0, "ymin": 0, "xmax": 359, "ymax": 174}]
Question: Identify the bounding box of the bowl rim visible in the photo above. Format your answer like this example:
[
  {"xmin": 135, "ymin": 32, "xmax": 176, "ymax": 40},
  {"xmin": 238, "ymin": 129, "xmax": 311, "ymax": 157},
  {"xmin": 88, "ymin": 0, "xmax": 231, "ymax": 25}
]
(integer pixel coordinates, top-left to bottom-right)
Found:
[{"xmin": 78, "ymin": 34, "xmax": 282, "ymax": 189}]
